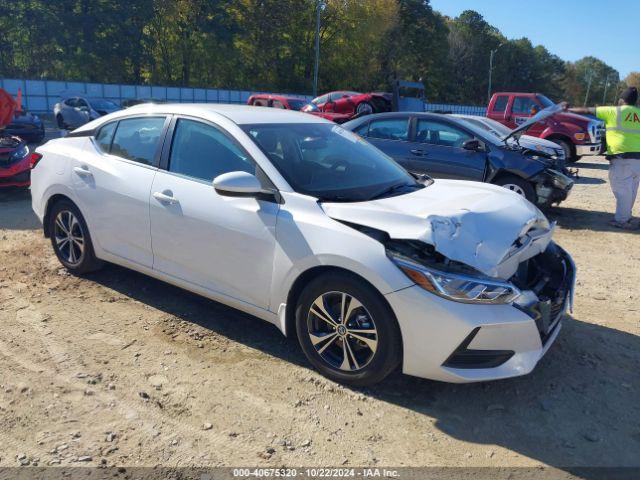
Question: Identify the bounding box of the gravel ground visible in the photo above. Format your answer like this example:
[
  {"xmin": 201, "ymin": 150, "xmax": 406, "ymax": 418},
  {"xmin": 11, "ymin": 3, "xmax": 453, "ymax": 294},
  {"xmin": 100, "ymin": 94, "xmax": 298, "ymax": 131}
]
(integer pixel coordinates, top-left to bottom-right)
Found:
[{"xmin": 0, "ymin": 155, "xmax": 638, "ymax": 472}]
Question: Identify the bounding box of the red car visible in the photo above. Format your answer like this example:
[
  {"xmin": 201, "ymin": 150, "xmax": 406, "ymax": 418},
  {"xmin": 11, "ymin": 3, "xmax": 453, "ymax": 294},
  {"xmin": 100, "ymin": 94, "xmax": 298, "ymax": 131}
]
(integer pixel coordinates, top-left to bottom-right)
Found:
[
  {"xmin": 307, "ymin": 91, "xmax": 392, "ymax": 118},
  {"xmin": 247, "ymin": 94, "xmax": 310, "ymax": 111},
  {"xmin": 0, "ymin": 88, "xmax": 39, "ymax": 188},
  {"xmin": 247, "ymin": 93, "xmax": 353, "ymax": 123}
]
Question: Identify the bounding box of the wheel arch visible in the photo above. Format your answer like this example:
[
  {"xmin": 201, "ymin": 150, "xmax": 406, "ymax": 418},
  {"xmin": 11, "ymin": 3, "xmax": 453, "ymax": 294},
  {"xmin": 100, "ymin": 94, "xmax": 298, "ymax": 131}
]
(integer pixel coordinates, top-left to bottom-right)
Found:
[
  {"xmin": 283, "ymin": 265, "xmax": 401, "ymax": 354},
  {"xmin": 43, "ymin": 193, "xmax": 76, "ymax": 238},
  {"xmin": 544, "ymin": 133, "xmax": 575, "ymax": 156}
]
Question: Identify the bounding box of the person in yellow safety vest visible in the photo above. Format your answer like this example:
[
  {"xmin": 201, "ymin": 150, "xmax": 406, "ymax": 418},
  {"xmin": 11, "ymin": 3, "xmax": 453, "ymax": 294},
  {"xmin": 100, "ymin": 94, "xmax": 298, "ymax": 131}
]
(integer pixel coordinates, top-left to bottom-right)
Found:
[{"xmin": 564, "ymin": 86, "xmax": 640, "ymax": 230}]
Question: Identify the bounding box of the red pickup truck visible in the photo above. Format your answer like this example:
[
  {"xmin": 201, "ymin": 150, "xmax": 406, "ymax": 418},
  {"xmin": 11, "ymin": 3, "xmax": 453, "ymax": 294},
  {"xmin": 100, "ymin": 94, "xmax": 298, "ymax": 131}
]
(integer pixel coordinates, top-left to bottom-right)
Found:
[{"xmin": 487, "ymin": 92, "xmax": 604, "ymax": 162}]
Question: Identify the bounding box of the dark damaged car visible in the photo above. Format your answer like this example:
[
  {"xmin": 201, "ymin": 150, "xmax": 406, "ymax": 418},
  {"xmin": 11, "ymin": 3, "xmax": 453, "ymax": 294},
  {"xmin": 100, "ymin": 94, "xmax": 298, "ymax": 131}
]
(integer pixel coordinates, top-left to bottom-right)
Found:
[{"xmin": 343, "ymin": 105, "xmax": 573, "ymax": 207}]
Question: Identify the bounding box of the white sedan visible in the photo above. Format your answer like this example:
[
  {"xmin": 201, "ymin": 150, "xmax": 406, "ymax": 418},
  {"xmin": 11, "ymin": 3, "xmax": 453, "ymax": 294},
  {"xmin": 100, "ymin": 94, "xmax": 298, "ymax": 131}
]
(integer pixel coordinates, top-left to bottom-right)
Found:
[{"xmin": 30, "ymin": 104, "xmax": 575, "ymax": 386}]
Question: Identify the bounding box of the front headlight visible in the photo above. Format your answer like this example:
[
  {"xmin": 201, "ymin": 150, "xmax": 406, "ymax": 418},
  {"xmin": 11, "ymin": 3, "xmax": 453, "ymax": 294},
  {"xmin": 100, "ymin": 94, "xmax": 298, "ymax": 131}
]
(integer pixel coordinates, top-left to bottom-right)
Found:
[
  {"xmin": 10, "ymin": 144, "xmax": 29, "ymax": 160},
  {"xmin": 388, "ymin": 252, "xmax": 521, "ymax": 304}
]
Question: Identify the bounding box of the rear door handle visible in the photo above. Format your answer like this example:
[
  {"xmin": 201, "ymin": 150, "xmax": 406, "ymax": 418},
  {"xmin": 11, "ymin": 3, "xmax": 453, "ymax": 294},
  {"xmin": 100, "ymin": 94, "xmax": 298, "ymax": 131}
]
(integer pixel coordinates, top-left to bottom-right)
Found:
[
  {"xmin": 153, "ymin": 191, "xmax": 179, "ymax": 205},
  {"xmin": 73, "ymin": 166, "xmax": 93, "ymax": 177},
  {"xmin": 410, "ymin": 149, "xmax": 427, "ymax": 156}
]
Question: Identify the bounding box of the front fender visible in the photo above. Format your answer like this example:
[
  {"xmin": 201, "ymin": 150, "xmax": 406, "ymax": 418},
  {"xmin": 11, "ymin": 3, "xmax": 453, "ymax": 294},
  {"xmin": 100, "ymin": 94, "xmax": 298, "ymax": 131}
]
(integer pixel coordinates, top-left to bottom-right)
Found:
[{"xmin": 269, "ymin": 196, "xmax": 414, "ymax": 317}]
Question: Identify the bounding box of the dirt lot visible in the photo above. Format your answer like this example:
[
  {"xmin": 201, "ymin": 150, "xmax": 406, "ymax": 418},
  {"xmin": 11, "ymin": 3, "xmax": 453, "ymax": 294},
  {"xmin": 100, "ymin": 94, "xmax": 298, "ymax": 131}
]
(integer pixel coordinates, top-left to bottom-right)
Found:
[{"xmin": 0, "ymin": 155, "xmax": 638, "ymax": 472}]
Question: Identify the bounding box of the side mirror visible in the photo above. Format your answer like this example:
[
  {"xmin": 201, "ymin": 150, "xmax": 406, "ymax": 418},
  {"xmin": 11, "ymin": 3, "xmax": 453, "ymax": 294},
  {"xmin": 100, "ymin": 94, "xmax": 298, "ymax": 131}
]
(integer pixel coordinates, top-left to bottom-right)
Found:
[
  {"xmin": 462, "ymin": 139, "xmax": 484, "ymax": 151},
  {"xmin": 213, "ymin": 171, "xmax": 281, "ymax": 203}
]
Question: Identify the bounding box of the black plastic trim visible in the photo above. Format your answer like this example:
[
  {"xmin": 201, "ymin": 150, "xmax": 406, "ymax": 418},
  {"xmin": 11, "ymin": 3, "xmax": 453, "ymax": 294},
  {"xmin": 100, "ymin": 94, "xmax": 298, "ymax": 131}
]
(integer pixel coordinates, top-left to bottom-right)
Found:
[
  {"xmin": 65, "ymin": 129, "xmax": 96, "ymax": 138},
  {"xmin": 443, "ymin": 327, "xmax": 515, "ymax": 369}
]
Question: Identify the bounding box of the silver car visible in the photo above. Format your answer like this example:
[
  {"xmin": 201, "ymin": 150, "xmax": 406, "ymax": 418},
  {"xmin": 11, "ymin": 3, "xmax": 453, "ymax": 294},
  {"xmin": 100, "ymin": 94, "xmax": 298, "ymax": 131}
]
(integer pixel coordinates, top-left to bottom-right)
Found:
[{"xmin": 54, "ymin": 97, "xmax": 121, "ymax": 130}]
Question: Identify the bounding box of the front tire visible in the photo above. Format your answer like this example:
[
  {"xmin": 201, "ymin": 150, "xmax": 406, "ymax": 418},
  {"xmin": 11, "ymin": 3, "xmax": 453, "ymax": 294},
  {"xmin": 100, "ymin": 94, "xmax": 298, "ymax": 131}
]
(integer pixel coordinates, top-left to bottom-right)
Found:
[
  {"xmin": 56, "ymin": 114, "xmax": 65, "ymax": 129},
  {"xmin": 48, "ymin": 200, "xmax": 103, "ymax": 274},
  {"xmin": 554, "ymin": 139, "xmax": 577, "ymax": 163},
  {"xmin": 295, "ymin": 273, "xmax": 402, "ymax": 386},
  {"xmin": 493, "ymin": 174, "xmax": 537, "ymax": 204}
]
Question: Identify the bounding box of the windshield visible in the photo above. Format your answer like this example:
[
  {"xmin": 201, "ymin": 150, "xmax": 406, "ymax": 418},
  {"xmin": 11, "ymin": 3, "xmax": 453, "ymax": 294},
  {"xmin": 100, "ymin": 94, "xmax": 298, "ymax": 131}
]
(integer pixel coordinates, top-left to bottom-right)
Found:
[
  {"xmin": 287, "ymin": 99, "xmax": 308, "ymax": 111},
  {"xmin": 536, "ymin": 94, "xmax": 555, "ymax": 108},
  {"xmin": 89, "ymin": 98, "xmax": 119, "ymax": 110},
  {"xmin": 243, "ymin": 123, "xmax": 422, "ymax": 202}
]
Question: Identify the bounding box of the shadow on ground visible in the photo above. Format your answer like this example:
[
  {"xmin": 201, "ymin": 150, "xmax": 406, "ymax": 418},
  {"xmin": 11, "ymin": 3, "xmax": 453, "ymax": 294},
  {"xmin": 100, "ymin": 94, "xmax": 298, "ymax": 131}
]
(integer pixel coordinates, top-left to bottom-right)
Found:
[
  {"xmin": 546, "ymin": 206, "xmax": 639, "ymax": 234},
  {"xmin": 85, "ymin": 263, "xmax": 640, "ymax": 475},
  {"xmin": 572, "ymin": 175, "xmax": 606, "ymax": 185},
  {"xmin": 0, "ymin": 188, "xmax": 40, "ymax": 230},
  {"xmin": 576, "ymin": 162, "xmax": 609, "ymax": 172}
]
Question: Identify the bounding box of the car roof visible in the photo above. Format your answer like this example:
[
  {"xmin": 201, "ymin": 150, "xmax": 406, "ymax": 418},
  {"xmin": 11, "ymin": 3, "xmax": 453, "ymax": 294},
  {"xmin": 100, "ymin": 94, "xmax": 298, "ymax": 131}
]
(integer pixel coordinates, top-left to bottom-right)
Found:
[
  {"xmin": 250, "ymin": 94, "xmax": 307, "ymax": 101},
  {"xmin": 347, "ymin": 111, "xmax": 450, "ymax": 122},
  {"xmin": 74, "ymin": 103, "xmax": 331, "ymax": 130}
]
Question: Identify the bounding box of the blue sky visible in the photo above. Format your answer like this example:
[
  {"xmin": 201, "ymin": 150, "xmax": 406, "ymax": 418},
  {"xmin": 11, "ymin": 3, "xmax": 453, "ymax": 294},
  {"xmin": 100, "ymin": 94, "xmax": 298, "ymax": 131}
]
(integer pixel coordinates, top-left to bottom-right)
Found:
[{"xmin": 430, "ymin": 0, "xmax": 635, "ymax": 78}]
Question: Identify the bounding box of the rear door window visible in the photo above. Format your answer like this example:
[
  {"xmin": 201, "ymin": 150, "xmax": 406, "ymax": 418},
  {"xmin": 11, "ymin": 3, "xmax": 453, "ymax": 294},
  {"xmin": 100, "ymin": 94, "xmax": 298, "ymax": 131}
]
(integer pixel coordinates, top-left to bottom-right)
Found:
[
  {"xmin": 367, "ymin": 118, "xmax": 409, "ymax": 141},
  {"xmin": 352, "ymin": 122, "xmax": 370, "ymax": 137},
  {"xmin": 110, "ymin": 117, "xmax": 166, "ymax": 165}
]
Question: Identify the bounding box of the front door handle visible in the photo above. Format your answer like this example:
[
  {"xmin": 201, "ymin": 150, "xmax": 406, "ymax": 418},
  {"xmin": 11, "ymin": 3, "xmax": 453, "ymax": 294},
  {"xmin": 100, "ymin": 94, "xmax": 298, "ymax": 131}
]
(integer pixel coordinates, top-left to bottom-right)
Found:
[
  {"xmin": 410, "ymin": 149, "xmax": 427, "ymax": 156},
  {"xmin": 73, "ymin": 166, "xmax": 93, "ymax": 177},
  {"xmin": 153, "ymin": 191, "xmax": 179, "ymax": 205}
]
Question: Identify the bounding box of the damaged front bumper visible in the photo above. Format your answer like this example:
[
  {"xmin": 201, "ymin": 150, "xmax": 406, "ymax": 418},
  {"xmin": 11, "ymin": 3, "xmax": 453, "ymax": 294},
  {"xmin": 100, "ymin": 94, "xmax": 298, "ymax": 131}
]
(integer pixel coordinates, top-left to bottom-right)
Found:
[
  {"xmin": 385, "ymin": 242, "xmax": 575, "ymax": 383},
  {"xmin": 532, "ymin": 169, "xmax": 574, "ymax": 207}
]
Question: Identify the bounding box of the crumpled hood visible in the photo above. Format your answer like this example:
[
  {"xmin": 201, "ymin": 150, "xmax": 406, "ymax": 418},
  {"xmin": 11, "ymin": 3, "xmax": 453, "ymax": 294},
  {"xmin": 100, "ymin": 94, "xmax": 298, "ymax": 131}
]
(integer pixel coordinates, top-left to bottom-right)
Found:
[{"xmin": 322, "ymin": 180, "xmax": 553, "ymax": 279}]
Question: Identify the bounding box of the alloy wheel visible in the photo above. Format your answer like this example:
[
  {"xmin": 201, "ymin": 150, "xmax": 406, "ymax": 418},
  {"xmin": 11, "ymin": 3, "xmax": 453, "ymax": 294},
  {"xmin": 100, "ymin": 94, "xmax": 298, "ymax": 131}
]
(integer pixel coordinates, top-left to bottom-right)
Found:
[
  {"xmin": 307, "ymin": 291, "xmax": 378, "ymax": 371},
  {"xmin": 53, "ymin": 210, "xmax": 85, "ymax": 266},
  {"xmin": 356, "ymin": 103, "xmax": 373, "ymax": 115},
  {"xmin": 502, "ymin": 183, "xmax": 526, "ymax": 196}
]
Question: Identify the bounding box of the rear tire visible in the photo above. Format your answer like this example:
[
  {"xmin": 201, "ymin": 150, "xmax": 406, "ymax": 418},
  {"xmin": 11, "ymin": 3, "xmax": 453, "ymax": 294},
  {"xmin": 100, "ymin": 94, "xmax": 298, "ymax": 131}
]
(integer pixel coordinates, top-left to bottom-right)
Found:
[
  {"xmin": 493, "ymin": 174, "xmax": 537, "ymax": 204},
  {"xmin": 356, "ymin": 102, "xmax": 374, "ymax": 116},
  {"xmin": 48, "ymin": 200, "xmax": 103, "ymax": 274},
  {"xmin": 295, "ymin": 272, "xmax": 402, "ymax": 386},
  {"xmin": 56, "ymin": 114, "xmax": 65, "ymax": 130}
]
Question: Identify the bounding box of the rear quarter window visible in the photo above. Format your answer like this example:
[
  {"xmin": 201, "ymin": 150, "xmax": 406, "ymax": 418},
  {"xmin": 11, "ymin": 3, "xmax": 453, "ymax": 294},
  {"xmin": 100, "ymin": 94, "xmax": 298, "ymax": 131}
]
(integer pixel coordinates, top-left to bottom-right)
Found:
[
  {"xmin": 95, "ymin": 122, "xmax": 117, "ymax": 153},
  {"xmin": 493, "ymin": 95, "xmax": 508, "ymax": 113}
]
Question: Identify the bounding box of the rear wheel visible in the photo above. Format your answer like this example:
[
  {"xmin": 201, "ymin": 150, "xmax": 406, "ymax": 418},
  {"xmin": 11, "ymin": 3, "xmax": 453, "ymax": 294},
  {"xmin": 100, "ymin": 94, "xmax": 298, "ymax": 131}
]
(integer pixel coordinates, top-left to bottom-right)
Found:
[
  {"xmin": 356, "ymin": 102, "xmax": 374, "ymax": 116},
  {"xmin": 56, "ymin": 114, "xmax": 65, "ymax": 129},
  {"xmin": 493, "ymin": 174, "xmax": 537, "ymax": 204},
  {"xmin": 48, "ymin": 200, "xmax": 103, "ymax": 274},
  {"xmin": 295, "ymin": 272, "xmax": 402, "ymax": 386}
]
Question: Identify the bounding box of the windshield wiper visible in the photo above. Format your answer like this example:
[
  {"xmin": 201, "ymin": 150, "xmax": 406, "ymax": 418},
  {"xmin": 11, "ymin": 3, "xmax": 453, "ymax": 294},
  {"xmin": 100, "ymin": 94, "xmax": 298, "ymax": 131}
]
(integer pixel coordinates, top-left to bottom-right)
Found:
[{"xmin": 368, "ymin": 182, "xmax": 420, "ymax": 201}]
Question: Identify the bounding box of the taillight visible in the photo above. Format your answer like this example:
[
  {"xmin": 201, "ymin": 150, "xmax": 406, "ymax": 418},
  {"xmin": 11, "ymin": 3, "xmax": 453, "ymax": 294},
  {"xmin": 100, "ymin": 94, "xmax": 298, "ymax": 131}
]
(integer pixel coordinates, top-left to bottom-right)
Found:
[{"xmin": 30, "ymin": 152, "xmax": 43, "ymax": 169}]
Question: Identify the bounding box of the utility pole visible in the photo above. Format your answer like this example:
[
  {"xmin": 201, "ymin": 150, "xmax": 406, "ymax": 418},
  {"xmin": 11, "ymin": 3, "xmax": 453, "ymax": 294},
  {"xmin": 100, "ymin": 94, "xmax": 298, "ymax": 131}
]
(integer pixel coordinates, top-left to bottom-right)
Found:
[
  {"xmin": 487, "ymin": 44, "xmax": 503, "ymax": 104},
  {"xmin": 583, "ymin": 69, "xmax": 594, "ymax": 107},
  {"xmin": 602, "ymin": 73, "xmax": 612, "ymax": 105},
  {"xmin": 312, "ymin": 0, "xmax": 323, "ymax": 98}
]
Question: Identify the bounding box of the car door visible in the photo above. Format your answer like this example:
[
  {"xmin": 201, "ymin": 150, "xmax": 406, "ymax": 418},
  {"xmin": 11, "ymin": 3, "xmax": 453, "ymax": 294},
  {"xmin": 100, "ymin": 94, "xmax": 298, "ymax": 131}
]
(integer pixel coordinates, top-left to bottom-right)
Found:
[
  {"xmin": 149, "ymin": 116, "xmax": 279, "ymax": 310},
  {"xmin": 360, "ymin": 117, "xmax": 413, "ymax": 169},
  {"xmin": 62, "ymin": 98, "xmax": 82, "ymax": 128},
  {"xmin": 72, "ymin": 115, "xmax": 169, "ymax": 267},
  {"xmin": 406, "ymin": 118, "xmax": 487, "ymax": 180},
  {"xmin": 74, "ymin": 98, "xmax": 93, "ymax": 127}
]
